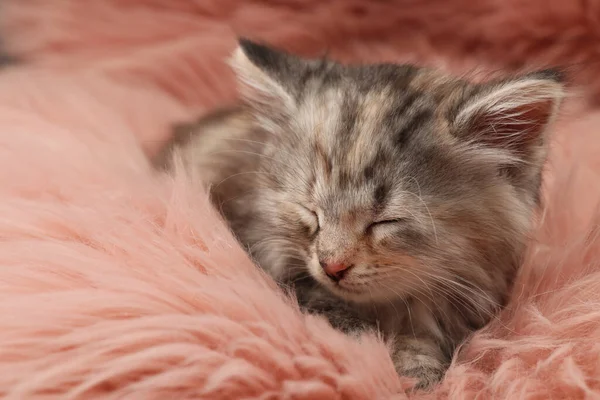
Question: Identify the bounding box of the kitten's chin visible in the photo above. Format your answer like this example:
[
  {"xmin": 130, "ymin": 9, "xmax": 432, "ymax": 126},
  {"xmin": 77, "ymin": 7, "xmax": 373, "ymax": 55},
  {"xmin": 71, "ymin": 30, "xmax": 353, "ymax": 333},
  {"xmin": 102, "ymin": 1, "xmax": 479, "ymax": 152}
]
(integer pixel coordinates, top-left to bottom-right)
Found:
[{"xmin": 324, "ymin": 283, "xmax": 380, "ymax": 303}]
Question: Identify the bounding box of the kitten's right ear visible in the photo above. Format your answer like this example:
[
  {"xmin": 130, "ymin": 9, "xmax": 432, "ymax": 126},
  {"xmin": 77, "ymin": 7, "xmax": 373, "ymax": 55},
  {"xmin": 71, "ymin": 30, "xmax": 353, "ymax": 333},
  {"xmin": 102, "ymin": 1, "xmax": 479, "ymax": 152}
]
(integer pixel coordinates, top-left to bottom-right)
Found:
[
  {"xmin": 452, "ymin": 70, "xmax": 565, "ymax": 163},
  {"xmin": 229, "ymin": 38, "xmax": 306, "ymax": 114},
  {"xmin": 450, "ymin": 70, "xmax": 564, "ymax": 202}
]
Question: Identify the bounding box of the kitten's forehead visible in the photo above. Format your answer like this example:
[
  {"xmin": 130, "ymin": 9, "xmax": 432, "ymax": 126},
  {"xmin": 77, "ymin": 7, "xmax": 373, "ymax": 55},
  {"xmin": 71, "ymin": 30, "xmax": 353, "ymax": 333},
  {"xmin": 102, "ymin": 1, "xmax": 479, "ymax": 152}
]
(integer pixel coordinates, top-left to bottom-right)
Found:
[
  {"xmin": 293, "ymin": 65, "xmax": 452, "ymax": 204},
  {"xmin": 300, "ymin": 88, "xmax": 394, "ymax": 163}
]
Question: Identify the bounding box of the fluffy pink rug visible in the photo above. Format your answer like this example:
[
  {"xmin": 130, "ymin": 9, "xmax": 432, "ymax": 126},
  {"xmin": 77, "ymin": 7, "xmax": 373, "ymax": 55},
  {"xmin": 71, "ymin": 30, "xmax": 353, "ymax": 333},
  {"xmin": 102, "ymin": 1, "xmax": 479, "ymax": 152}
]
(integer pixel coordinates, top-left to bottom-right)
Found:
[{"xmin": 0, "ymin": 1, "xmax": 600, "ymax": 399}]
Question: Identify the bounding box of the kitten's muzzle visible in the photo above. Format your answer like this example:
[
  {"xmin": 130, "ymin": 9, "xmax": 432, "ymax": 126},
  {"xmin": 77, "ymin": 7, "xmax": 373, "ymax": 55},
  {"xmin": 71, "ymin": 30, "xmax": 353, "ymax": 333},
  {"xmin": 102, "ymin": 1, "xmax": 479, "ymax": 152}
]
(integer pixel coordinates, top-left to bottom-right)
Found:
[{"xmin": 319, "ymin": 260, "xmax": 353, "ymax": 282}]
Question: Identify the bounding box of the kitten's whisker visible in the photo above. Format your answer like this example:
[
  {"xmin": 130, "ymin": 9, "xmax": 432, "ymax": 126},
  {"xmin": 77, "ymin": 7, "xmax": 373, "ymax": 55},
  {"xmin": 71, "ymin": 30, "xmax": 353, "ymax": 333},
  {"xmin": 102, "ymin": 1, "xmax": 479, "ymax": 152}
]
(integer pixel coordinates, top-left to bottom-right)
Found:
[
  {"xmin": 398, "ymin": 298, "xmax": 416, "ymax": 340},
  {"xmin": 441, "ymin": 274, "xmax": 502, "ymax": 309},
  {"xmin": 407, "ymin": 176, "xmax": 423, "ymax": 199},
  {"xmin": 376, "ymin": 269, "xmax": 443, "ymax": 322},
  {"xmin": 205, "ymin": 149, "xmax": 282, "ymax": 165},
  {"xmin": 422, "ymin": 280, "xmax": 472, "ymax": 322},
  {"xmin": 453, "ymin": 274, "xmax": 504, "ymax": 307},
  {"xmin": 397, "ymin": 266, "xmax": 492, "ymax": 321},
  {"xmin": 418, "ymin": 270, "xmax": 507, "ymax": 325},
  {"xmin": 217, "ymin": 187, "xmax": 282, "ymax": 209},
  {"xmin": 380, "ymin": 290, "xmax": 404, "ymax": 336},
  {"xmin": 288, "ymin": 274, "xmax": 313, "ymax": 286},
  {"xmin": 417, "ymin": 269, "xmax": 494, "ymax": 306},
  {"xmin": 412, "ymin": 275, "xmax": 482, "ymax": 323},
  {"xmin": 424, "ymin": 278, "xmax": 490, "ymax": 318},
  {"xmin": 376, "ymin": 280, "xmax": 416, "ymax": 339},
  {"xmin": 434, "ymin": 281, "xmax": 516, "ymax": 333},
  {"xmin": 222, "ymin": 137, "xmax": 297, "ymax": 159},
  {"xmin": 213, "ymin": 171, "xmax": 277, "ymax": 189},
  {"xmin": 222, "ymin": 137, "xmax": 271, "ymax": 146},
  {"xmin": 400, "ymin": 268, "xmax": 435, "ymax": 299},
  {"xmin": 205, "ymin": 149, "xmax": 313, "ymax": 190}
]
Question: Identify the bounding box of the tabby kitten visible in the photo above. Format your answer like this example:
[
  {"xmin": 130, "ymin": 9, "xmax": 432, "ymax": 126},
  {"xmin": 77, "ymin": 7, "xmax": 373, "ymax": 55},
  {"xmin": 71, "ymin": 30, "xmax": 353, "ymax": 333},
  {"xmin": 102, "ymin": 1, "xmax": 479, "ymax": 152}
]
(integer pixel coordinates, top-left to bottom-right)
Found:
[{"xmin": 155, "ymin": 39, "xmax": 564, "ymax": 389}]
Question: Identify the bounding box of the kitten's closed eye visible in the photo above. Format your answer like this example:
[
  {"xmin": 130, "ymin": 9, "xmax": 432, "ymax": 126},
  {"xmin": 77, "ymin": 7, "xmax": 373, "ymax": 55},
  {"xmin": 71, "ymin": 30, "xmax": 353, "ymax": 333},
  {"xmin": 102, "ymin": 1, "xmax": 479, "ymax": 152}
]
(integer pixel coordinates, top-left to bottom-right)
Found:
[
  {"xmin": 297, "ymin": 205, "xmax": 320, "ymax": 236},
  {"xmin": 367, "ymin": 218, "xmax": 407, "ymax": 235}
]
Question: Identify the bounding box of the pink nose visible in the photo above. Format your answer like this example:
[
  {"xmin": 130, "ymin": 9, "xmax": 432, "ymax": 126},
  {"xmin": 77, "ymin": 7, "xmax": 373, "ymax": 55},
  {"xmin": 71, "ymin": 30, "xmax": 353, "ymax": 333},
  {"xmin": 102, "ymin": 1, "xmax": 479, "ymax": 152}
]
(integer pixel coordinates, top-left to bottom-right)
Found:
[{"xmin": 319, "ymin": 261, "xmax": 352, "ymax": 281}]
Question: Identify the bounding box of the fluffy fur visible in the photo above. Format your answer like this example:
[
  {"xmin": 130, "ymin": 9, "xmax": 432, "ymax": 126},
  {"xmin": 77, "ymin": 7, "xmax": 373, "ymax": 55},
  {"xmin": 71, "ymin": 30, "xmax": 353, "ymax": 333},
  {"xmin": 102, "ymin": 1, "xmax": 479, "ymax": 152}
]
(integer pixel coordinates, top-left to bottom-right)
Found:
[
  {"xmin": 0, "ymin": 0, "xmax": 600, "ymax": 398},
  {"xmin": 157, "ymin": 40, "xmax": 564, "ymax": 389}
]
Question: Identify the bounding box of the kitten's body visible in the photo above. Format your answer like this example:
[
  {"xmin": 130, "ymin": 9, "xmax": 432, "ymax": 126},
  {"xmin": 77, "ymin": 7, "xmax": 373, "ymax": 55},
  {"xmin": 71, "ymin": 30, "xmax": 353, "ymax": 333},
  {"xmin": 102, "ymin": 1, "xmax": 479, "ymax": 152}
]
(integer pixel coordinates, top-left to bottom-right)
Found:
[{"xmin": 156, "ymin": 40, "xmax": 563, "ymax": 389}]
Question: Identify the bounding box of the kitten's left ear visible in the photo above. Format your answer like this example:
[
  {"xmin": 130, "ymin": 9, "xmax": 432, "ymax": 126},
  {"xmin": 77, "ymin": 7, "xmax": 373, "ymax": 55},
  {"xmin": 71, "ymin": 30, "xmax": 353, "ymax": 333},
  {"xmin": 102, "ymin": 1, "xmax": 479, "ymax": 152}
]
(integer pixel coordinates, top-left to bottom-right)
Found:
[
  {"xmin": 452, "ymin": 70, "xmax": 565, "ymax": 163},
  {"xmin": 229, "ymin": 38, "xmax": 309, "ymax": 114}
]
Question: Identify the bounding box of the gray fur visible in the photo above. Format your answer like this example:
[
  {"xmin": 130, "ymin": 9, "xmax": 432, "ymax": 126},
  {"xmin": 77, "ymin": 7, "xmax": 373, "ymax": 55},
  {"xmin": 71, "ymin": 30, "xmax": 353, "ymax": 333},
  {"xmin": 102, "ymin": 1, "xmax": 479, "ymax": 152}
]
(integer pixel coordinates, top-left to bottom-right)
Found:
[{"xmin": 155, "ymin": 39, "xmax": 564, "ymax": 390}]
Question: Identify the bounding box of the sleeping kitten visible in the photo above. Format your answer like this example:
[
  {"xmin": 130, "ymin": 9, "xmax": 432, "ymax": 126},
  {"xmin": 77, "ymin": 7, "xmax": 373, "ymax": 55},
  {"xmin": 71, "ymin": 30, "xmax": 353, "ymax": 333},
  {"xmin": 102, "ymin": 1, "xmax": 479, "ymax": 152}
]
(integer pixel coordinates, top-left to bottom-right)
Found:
[{"xmin": 155, "ymin": 39, "xmax": 564, "ymax": 389}]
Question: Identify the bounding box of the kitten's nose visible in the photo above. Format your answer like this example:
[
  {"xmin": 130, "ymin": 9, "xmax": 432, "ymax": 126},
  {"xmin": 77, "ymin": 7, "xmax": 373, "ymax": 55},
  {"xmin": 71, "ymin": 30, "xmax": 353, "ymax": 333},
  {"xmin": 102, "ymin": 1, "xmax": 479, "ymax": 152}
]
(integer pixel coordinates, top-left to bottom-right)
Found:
[{"xmin": 319, "ymin": 260, "xmax": 352, "ymax": 281}]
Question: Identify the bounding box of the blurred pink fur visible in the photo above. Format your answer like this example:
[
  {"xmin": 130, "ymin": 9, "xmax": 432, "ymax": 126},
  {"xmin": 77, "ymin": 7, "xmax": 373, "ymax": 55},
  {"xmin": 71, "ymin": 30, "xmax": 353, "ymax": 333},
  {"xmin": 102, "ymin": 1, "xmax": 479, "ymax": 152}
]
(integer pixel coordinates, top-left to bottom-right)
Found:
[{"xmin": 0, "ymin": 1, "xmax": 600, "ymax": 399}]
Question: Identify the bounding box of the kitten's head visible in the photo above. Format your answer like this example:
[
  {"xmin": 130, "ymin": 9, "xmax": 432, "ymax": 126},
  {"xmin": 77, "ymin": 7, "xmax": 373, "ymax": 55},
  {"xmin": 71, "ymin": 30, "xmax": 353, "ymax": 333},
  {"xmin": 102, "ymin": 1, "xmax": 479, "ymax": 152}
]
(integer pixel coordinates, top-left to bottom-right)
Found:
[{"xmin": 231, "ymin": 39, "xmax": 564, "ymax": 306}]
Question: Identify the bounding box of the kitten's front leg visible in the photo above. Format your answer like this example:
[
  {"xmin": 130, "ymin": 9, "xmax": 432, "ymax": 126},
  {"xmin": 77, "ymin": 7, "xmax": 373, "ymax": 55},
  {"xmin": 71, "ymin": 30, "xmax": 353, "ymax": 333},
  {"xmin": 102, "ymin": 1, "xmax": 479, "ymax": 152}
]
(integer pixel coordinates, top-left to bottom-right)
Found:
[
  {"xmin": 292, "ymin": 277, "xmax": 377, "ymax": 334},
  {"xmin": 305, "ymin": 292, "xmax": 447, "ymax": 389},
  {"xmin": 292, "ymin": 278, "xmax": 448, "ymax": 390},
  {"xmin": 390, "ymin": 335, "xmax": 448, "ymax": 390}
]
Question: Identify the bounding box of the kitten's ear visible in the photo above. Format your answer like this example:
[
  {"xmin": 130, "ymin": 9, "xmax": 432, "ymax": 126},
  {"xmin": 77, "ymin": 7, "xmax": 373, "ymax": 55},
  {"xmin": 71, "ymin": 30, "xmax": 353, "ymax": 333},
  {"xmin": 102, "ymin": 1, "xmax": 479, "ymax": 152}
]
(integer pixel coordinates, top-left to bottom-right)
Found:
[
  {"xmin": 229, "ymin": 38, "xmax": 307, "ymax": 114},
  {"xmin": 452, "ymin": 70, "xmax": 565, "ymax": 163}
]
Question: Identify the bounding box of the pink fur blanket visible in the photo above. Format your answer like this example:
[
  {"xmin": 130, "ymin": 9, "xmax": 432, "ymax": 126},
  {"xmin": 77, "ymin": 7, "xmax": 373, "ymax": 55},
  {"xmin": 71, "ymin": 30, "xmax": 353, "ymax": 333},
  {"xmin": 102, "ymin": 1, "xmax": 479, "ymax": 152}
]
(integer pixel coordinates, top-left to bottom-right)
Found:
[{"xmin": 1, "ymin": 1, "xmax": 600, "ymax": 399}]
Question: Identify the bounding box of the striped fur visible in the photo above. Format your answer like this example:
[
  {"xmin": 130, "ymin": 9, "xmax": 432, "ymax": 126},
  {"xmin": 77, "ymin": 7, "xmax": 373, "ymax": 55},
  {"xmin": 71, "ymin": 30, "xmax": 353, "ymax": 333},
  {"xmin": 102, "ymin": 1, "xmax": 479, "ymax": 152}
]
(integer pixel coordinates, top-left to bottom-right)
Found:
[{"xmin": 156, "ymin": 39, "xmax": 564, "ymax": 390}]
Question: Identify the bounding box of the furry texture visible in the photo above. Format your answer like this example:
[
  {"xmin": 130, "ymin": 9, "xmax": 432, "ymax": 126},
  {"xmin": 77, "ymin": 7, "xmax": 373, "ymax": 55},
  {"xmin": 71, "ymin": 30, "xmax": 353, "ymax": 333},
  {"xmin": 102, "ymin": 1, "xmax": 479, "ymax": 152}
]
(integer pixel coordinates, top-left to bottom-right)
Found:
[
  {"xmin": 160, "ymin": 40, "xmax": 565, "ymax": 389},
  {"xmin": 0, "ymin": 0, "xmax": 600, "ymax": 398}
]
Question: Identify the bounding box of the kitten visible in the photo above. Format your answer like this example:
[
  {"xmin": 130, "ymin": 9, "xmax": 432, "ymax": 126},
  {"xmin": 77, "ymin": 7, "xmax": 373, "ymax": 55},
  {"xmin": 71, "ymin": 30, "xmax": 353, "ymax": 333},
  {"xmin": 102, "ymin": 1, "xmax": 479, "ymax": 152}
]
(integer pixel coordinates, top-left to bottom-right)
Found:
[{"xmin": 155, "ymin": 39, "xmax": 564, "ymax": 389}]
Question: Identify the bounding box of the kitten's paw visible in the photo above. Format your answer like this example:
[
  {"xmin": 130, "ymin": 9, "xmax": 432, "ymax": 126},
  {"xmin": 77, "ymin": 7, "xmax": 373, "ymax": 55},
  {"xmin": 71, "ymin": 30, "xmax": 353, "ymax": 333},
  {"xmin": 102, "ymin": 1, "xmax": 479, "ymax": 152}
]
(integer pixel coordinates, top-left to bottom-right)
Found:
[
  {"xmin": 393, "ymin": 351, "xmax": 447, "ymax": 391},
  {"xmin": 399, "ymin": 363, "xmax": 446, "ymax": 391}
]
